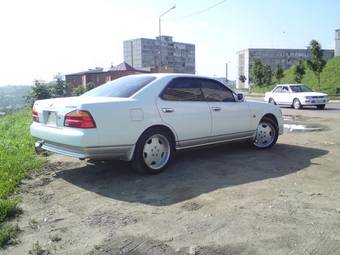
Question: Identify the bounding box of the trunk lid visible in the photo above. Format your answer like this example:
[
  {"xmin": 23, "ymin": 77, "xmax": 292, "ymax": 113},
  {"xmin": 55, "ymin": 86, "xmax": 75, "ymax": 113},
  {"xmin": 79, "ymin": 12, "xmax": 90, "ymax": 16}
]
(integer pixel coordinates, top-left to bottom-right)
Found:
[{"xmin": 33, "ymin": 96, "xmax": 132, "ymax": 127}]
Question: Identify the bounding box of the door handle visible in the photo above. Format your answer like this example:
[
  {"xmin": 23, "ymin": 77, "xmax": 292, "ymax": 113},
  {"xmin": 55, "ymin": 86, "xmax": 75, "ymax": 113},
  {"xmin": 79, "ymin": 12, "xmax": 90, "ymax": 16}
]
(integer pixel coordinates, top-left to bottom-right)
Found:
[
  {"xmin": 161, "ymin": 108, "xmax": 174, "ymax": 113},
  {"xmin": 211, "ymin": 107, "xmax": 221, "ymax": 112}
]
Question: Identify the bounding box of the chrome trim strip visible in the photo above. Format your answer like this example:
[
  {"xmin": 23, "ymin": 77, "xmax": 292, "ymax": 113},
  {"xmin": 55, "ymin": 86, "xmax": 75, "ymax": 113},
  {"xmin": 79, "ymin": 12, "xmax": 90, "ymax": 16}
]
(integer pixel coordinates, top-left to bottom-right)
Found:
[
  {"xmin": 36, "ymin": 140, "xmax": 134, "ymax": 161},
  {"xmin": 176, "ymin": 131, "xmax": 256, "ymax": 150}
]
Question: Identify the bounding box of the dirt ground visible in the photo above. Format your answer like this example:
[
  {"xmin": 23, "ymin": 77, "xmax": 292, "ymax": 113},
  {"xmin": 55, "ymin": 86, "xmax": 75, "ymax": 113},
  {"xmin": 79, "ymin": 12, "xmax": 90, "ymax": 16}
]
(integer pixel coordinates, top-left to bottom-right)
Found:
[{"xmin": 2, "ymin": 104, "xmax": 340, "ymax": 255}]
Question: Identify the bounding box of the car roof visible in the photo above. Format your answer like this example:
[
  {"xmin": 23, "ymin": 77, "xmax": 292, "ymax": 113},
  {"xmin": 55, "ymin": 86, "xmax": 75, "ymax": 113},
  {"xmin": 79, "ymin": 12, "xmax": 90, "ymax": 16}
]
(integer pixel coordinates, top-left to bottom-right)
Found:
[
  {"xmin": 275, "ymin": 84, "xmax": 304, "ymax": 87},
  {"xmin": 127, "ymin": 73, "xmax": 222, "ymax": 81}
]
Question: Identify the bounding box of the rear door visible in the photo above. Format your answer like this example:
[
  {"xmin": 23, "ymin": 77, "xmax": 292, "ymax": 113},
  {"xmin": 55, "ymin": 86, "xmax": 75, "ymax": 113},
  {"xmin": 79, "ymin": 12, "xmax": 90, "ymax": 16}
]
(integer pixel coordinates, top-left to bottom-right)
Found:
[
  {"xmin": 156, "ymin": 77, "xmax": 211, "ymax": 144},
  {"xmin": 200, "ymin": 79, "xmax": 252, "ymax": 137}
]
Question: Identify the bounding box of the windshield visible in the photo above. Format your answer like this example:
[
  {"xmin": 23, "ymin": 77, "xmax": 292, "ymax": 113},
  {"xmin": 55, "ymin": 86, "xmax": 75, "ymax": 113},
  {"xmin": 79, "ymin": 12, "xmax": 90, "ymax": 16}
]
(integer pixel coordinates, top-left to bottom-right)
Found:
[
  {"xmin": 82, "ymin": 75, "xmax": 156, "ymax": 97},
  {"xmin": 290, "ymin": 85, "xmax": 314, "ymax": 93}
]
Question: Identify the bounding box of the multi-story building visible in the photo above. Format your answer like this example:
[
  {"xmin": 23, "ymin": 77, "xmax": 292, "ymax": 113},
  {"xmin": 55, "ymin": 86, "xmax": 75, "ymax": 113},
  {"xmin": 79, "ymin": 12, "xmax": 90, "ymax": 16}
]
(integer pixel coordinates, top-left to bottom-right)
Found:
[
  {"xmin": 123, "ymin": 36, "xmax": 195, "ymax": 74},
  {"xmin": 335, "ymin": 29, "xmax": 340, "ymax": 57},
  {"xmin": 237, "ymin": 48, "xmax": 334, "ymax": 88}
]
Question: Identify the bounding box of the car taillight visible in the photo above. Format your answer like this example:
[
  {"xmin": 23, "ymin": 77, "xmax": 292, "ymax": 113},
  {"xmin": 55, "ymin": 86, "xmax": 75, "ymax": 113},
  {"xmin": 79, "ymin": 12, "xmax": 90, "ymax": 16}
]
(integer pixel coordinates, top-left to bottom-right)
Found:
[
  {"xmin": 64, "ymin": 110, "xmax": 96, "ymax": 128},
  {"xmin": 32, "ymin": 107, "xmax": 39, "ymax": 122}
]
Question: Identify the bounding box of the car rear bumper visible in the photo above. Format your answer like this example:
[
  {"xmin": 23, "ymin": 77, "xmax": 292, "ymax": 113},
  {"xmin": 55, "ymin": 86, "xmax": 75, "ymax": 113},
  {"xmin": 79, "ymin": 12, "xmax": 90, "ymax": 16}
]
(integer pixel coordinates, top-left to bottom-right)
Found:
[{"xmin": 34, "ymin": 140, "xmax": 135, "ymax": 161}]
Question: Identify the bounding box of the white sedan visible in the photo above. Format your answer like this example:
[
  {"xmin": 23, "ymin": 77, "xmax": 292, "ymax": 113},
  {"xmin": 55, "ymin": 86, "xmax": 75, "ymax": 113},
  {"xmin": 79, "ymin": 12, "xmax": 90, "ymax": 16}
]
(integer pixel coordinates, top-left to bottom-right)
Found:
[
  {"xmin": 31, "ymin": 74, "xmax": 283, "ymax": 174},
  {"xmin": 264, "ymin": 84, "xmax": 329, "ymax": 109}
]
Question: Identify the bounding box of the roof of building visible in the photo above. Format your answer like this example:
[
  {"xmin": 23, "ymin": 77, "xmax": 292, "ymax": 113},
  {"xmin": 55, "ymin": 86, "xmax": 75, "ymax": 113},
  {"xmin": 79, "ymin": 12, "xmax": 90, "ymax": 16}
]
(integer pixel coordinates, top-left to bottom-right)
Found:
[
  {"xmin": 109, "ymin": 62, "xmax": 136, "ymax": 71},
  {"xmin": 66, "ymin": 62, "xmax": 150, "ymax": 76},
  {"xmin": 66, "ymin": 67, "xmax": 104, "ymax": 76},
  {"xmin": 237, "ymin": 48, "xmax": 335, "ymax": 53}
]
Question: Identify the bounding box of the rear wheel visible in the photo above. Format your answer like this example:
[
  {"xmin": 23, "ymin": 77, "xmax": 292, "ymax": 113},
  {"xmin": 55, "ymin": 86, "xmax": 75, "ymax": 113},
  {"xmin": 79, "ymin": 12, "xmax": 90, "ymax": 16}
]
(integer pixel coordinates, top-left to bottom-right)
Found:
[
  {"xmin": 268, "ymin": 98, "xmax": 276, "ymax": 105},
  {"xmin": 293, "ymin": 98, "xmax": 302, "ymax": 109},
  {"xmin": 252, "ymin": 117, "xmax": 278, "ymax": 149},
  {"xmin": 316, "ymin": 104, "xmax": 325, "ymax": 110},
  {"xmin": 132, "ymin": 128, "xmax": 173, "ymax": 174}
]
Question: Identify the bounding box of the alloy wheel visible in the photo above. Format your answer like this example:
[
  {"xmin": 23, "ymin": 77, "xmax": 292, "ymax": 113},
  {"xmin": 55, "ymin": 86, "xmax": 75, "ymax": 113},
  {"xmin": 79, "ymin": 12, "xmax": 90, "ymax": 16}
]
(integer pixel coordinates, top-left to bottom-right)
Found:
[{"xmin": 142, "ymin": 134, "xmax": 171, "ymax": 170}]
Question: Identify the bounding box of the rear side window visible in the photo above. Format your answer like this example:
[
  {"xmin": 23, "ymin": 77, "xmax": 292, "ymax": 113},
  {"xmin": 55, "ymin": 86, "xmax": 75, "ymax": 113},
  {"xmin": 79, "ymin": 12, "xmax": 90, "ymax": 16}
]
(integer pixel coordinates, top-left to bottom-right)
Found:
[
  {"xmin": 82, "ymin": 75, "xmax": 156, "ymax": 98},
  {"xmin": 161, "ymin": 78, "xmax": 204, "ymax": 101},
  {"xmin": 201, "ymin": 79, "xmax": 235, "ymax": 102}
]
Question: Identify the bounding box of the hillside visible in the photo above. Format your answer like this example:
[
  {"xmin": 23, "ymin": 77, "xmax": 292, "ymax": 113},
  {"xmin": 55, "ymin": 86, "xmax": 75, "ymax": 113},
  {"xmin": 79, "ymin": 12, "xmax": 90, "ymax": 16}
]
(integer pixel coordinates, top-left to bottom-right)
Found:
[
  {"xmin": 280, "ymin": 56, "xmax": 340, "ymax": 94},
  {"xmin": 251, "ymin": 57, "xmax": 340, "ymax": 95},
  {"xmin": 0, "ymin": 85, "xmax": 31, "ymax": 114}
]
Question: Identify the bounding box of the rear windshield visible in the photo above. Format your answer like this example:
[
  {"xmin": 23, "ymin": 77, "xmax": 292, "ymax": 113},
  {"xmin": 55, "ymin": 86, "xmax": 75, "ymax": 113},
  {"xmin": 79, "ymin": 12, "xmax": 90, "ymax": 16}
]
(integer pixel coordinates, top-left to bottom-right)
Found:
[
  {"xmin": 82, "ymin": 75, "xmax": 156, "ymax": 98},
  {"xmin": 290, "ymin": 85, "xmax": 313, "ymax": 93}
]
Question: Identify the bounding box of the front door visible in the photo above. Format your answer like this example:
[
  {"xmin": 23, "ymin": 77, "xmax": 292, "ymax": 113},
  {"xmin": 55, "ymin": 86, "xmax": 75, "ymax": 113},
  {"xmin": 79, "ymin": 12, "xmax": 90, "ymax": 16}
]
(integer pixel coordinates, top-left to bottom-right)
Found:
[
  {"xmin": 156, "ymin": 77, "xmax": 212, "ymax": 146},
  {"xmin": 200, "ymin": 79, "xmax": 252, "ymax": 138}
]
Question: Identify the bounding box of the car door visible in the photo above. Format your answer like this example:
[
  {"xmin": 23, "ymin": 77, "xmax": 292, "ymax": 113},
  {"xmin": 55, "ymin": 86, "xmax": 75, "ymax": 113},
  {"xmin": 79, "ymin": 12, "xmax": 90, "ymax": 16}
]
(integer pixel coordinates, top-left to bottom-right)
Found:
[
  {"xmin": 156, "ymin": 77, "xmax": 212, "ymax": 146},
  {"xmin": 280, "ymin": 86, "xmax": 291, "ymax": 104},
  {"xmin": 200, "ymin": 79, "xmax": 252, "ymax": 138},
  {"xmin": 271, "ymin": 86, "xmax": 283, "ymax": 104}
]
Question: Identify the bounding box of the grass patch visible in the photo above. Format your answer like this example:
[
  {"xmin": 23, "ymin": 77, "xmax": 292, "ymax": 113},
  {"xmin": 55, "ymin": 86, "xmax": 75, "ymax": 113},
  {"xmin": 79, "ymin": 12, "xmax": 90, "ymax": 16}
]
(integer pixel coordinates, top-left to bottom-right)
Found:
[
  {"xmin": 280, "ymin": 56, "xmax": 340, "ymax": 95},
  {"xmin": 0, "ymin": 224, "xmax": 20, "ymax": 247},
  {"xmin": 249, "ymin": 84, "xmax": 275, "ymax": 94},
  {"xmin": 0, "ymin": 109, "xmax": 46, "ymax": 247}
]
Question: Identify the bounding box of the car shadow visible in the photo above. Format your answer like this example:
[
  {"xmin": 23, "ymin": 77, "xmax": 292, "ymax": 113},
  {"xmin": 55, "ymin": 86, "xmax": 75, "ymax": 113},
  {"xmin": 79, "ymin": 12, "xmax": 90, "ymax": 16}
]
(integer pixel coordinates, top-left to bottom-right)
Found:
[{"xmin": 56, "ymin": 143, "xmax": 328, "ymax": 206}]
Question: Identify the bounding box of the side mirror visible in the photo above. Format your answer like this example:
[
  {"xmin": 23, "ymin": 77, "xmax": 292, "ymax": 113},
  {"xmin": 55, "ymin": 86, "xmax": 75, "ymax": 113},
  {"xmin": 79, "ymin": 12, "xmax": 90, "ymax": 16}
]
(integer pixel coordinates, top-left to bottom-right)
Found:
[{"xmin": 237, "ymin": 92, "xmax": 245, "ymax": 102}]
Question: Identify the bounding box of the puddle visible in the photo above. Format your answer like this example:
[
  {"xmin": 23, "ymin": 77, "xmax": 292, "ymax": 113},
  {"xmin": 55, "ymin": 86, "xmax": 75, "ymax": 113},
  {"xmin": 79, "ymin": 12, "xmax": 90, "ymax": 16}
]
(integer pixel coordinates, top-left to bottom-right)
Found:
[
  {"xmin": 284, "ymin": 123, "xmax": 325, "ymax": 132},
  {"xmin": 283, "ymin": 115, "xmax": 327, "ymax": 132},
  {"xmin": 283, "ymin": 115, "xmax": 321, "ymax": 122}
]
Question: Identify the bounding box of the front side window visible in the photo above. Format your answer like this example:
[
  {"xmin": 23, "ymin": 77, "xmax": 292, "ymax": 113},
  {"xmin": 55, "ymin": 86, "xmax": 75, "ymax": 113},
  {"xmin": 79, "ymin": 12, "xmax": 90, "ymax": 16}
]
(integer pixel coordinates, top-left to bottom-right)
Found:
[
  {"xmin": 82, "ymin": 75, "xmax": 156, "ymax": 98},
  {"xmin": 282, "ymin": 86, "xmax": 290, "ymax": 93},
  {"xmin": 201, "ymin": 79, "xmax": 235, "ymax": 102},
  {"xmin": 161, "ymin": 78, "xmax": 204, "ymax": 101},
  {"xmin": 273, "ymin": 86, "xmax": 282, "ymax": 93}
]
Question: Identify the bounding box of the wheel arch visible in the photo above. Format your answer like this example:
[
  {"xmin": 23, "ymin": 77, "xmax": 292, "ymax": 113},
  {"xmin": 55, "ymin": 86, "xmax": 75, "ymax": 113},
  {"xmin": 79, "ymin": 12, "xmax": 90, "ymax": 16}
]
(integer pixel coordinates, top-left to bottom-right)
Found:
[
  {"xmin": 138, "ymin": 124, "xmax": 177, "ymax": 147},
  {"xmin": 261, "ymin": 113, "xmax": 278, "ymax": 128}
]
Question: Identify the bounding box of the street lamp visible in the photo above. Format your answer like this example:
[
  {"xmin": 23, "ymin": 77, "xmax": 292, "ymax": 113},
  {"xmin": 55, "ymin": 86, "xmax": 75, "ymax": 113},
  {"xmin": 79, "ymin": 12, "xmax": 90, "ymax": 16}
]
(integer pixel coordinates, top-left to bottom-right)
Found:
[{"xmin": 159, "ymin": 5, "xmax": 176, "ymax": 68}]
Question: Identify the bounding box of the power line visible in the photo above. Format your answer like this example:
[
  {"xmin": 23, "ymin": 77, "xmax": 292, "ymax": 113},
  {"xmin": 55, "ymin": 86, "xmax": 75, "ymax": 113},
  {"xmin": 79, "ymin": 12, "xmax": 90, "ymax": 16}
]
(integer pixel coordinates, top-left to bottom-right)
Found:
[{"xmin": 183, "ymin": 0, "xmax": 228, "ymax": 18}]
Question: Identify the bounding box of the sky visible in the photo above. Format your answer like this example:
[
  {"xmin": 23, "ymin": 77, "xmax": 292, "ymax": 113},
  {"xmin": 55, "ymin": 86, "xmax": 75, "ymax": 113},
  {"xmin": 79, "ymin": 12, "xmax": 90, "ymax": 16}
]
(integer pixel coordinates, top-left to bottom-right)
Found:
[{"xmin": 0, "ymin": 0, "xmax": 339, "ymax": 85}]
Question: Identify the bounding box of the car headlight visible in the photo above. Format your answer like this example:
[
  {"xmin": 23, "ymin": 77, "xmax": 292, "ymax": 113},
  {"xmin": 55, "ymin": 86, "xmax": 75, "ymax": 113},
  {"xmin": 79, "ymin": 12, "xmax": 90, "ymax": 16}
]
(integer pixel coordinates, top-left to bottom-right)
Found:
[{"xmin": 305, "ymin": 96, "xmax": 312, "ymax": 100}]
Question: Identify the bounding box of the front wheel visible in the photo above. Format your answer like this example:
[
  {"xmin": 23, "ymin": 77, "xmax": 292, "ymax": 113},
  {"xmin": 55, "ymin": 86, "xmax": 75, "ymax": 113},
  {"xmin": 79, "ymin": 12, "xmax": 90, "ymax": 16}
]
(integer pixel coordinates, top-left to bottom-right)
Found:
[
  {"xmin": 316, "ymin": 104, "xmax": 325, "ymax": 110},
  {"xmin": 132, "ymin": 128, "xmax": 173, "ymax": 174},
  {"xmin": 252, "ymin": 117, "xmax": 278, "ymax": 149},
  {"xmin": 293, "ymin": 98, "xmax": 302, "ymax": 109}
]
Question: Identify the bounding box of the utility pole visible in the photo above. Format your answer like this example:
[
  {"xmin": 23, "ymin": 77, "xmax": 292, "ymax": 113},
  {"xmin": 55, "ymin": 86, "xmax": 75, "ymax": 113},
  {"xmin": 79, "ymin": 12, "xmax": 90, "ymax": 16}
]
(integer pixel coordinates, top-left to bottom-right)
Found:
[{"xmin": 159, "ymin": 5, "xmax": 176, "ymax": 69}]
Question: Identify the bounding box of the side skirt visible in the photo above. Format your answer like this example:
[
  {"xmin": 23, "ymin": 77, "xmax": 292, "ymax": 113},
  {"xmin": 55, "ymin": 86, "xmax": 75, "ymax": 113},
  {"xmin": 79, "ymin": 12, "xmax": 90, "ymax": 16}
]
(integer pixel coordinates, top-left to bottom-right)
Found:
[{"xmin": 176, "ymin": 131, "xmax": 256, "ymax": 150}]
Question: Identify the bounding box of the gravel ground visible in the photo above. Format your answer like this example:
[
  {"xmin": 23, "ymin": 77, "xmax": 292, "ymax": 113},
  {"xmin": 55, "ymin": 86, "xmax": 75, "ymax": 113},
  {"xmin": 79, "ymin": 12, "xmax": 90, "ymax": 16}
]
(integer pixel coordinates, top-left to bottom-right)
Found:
[{"xmin": 2, "ymin": 104, "xmax": 340, "ymax": 255}]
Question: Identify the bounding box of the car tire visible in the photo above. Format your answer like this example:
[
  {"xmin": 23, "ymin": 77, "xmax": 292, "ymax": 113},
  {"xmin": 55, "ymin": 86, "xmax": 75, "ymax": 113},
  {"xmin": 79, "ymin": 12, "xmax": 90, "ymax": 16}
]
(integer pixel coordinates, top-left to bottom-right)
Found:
[
  {"xmin": 252, "ymin": 117, "xmax": 279, "ymax": 149},
  {"xmin": 132, "ymin": 128, "xmax": 174, "ymax": 174},
  {"xmin": 268, "ymin": 98, "xmax": 276, "ymax": 105},
  {"xmin": 293, "ymin": 98, "xmax": 302, "ymax": 109},
  {"xmin": 316, "ymin": 104, "xmax": 325, "ymax": 110}
]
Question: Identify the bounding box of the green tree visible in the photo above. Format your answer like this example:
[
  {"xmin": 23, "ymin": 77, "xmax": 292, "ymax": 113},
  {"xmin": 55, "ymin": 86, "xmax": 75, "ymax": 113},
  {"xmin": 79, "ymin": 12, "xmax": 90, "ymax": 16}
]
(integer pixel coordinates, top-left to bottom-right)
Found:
[
  {"xmin": 86, "ymin": 82, "xmax": 96, "ymax": 91},
  {"xmin": 306, "ymin": 40, "xmax": 326, "ymax": 90},
  {"xmin": 239, "ymin": 75, "xmax": 247, "ymax": 83},
  {"xmin": 72, "ymin": 86, "xmax": 86, "ymax": 96},
  {"xmin": 263, "ymin": 64, "xmax": 272, "ymax": 85},
  {"xmin": 275, "ymin": 65, "xmax": 284, "ymax": 83},
  {"xmin": 293, "ymin": 60, "xmax": 306, "ymax": 83},
  {"xmin": 52, "ymin": 73, "xmax": 67, "ymax": 97},
  {"xmin": 26, "ymin": 80, "xmax": 52, "ymax": 106},
  {"xmin": 251, "ymin": 59, "xmax": 265, "ymax": 86}
]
